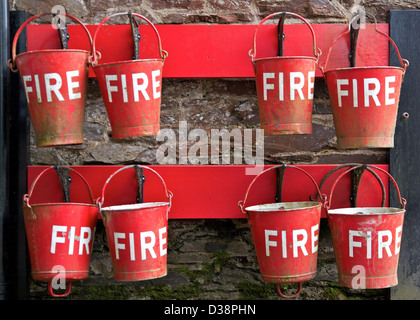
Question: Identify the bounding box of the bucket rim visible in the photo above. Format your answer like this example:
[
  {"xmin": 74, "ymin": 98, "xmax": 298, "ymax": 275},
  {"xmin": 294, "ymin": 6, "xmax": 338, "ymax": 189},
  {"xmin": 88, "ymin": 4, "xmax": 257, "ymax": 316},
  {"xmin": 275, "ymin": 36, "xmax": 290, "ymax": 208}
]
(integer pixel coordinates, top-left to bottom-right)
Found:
[
  {"xmin": 324, "ymin": 65, "xmax": 405, "ymax": 75},
  {"xmin": 15, "ymin": 49, "xmax": 91, "ymax": 59},
  {"xmin": 327, "ymin": 206, "xmax": 405, "ymax": 216},
  {"xmin": 244, "ymin": 201, "xmax": 322, "ymax": 213},
  {"xmin": 252, "ymin": 56, "xmax": 318, "ymax": 63},
  {"xmin": 93, "ymin": 58, "xmax": 165, "ymax": 69},
  {"xmin": 101, "ymin": 201, "xmax": 169, "ymax": 212}
]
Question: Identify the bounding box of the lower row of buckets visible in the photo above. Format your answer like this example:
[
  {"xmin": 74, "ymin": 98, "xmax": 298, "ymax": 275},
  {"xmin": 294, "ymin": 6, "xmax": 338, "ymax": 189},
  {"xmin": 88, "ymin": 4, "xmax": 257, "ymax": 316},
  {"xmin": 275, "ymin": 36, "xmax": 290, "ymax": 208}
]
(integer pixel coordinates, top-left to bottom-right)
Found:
[{"xmin": 24, "ymin": 163, "xmax": 406, "ymax": 298}]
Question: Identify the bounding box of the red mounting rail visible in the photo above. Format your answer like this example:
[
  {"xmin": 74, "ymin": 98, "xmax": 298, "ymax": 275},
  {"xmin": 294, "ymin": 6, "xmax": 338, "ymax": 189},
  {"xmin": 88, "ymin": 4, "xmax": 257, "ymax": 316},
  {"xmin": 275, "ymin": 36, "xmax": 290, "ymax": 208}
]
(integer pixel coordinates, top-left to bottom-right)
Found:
[
  {"xmin": 27, "ymin": 165, "xmax": 389, "ymax": 219},
  {"xmin": 26, "ymin": 23, "xmax": 390, "ymax": 78}
]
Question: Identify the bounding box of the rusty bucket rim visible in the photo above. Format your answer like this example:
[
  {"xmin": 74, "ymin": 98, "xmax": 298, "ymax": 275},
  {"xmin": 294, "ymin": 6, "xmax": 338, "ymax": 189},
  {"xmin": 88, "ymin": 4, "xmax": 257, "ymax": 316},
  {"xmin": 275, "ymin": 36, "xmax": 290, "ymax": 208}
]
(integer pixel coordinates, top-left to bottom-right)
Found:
[
  {"xmin": 101, "ymin": 201, "xmax": 170, "ymax": 212},
  {"xmin": 245, "ymin": 201, "xmax": 322, "ymax": 213},
  {"xmin": 327, "ymin": 206, "xmax": 405, "ymax": 216},
  {"xmin": 93, "ymin": 58, "xmax": 164, "ymax": 69}
]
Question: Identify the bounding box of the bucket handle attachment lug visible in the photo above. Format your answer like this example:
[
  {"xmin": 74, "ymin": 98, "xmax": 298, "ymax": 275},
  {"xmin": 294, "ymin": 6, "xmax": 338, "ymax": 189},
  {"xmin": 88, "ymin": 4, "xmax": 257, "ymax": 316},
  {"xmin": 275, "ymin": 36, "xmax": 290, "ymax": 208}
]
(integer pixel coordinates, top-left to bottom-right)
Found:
[
  {"xmin": 91, "ymin": 12, "xmax": 168, "ymax": 66},
  {"xmin": 249, "ymin": 11, "xmax": 322, "ymax": 63},
  {"xmin": 97, "ymin": 165, "xmax": 173, "ymax": 214},
  {"xmin": 239, "ymin": 164, "xmax": 327, "ymax": 217},
  {"xmin": 7, "ymin": 12, "xmax": 94, "ymax": 73},
  {"xmin": 324, "ymin": 164, "xmax": 406, "ymax": 211},
  {"xmin": 276, "ymin": 282, "xmax": 302, "ymax": 298},
  {"xmin": 23, "ymin": 166, "xmax": 96, "ymax": 220},
  {"xmin": 48, "ymin": 281, "xmax": 72, "ymax": 298},
  {"xmin": 320, "ymin": 11, "xmax": 409, "ymax": 75}
]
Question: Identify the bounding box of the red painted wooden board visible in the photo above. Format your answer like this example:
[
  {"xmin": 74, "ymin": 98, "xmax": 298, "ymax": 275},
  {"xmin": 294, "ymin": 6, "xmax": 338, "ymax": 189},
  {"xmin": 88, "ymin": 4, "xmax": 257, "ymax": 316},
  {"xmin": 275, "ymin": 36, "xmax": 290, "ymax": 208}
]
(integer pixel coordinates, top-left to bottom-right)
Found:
[
  {"xmin": 25, "ymin": 23, "xmax": 390, "ymax": 78},
  {"xmin": 27, "ymin": 165, "xmax": 390, "ymax": 219}
]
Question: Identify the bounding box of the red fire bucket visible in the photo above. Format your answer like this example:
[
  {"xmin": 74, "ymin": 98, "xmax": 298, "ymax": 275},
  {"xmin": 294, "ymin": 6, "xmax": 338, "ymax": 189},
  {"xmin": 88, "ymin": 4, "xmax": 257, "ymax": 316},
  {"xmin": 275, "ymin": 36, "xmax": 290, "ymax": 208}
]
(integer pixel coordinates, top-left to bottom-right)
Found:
[
  {"xmin": 249, "ymin": 12, "xmax": 321, "ymax": 135},
  {"xmin": 325, "ymin": 164, "xmax": 406, "ymax": 289},
  {"xmin": 98, "ymin": 165, "xmax": 173, "ymax": 281},
  {"xmin": 321, "ymin": 15, "xmax": 409, "ymax": 149},
  {"xmin": 238, "ymin": 165, "xmax": 326, "ymax": 297},
  {"xmin": 23, "ymin": 166, "xmax": 99, "ymax": 297},
  {"xmin": 8, "ymin": 13, "xmax": 93, "ymax": 147},
  {"xmin": 92, "ymin": 12, "xmax": 168, "ymax": 139}
]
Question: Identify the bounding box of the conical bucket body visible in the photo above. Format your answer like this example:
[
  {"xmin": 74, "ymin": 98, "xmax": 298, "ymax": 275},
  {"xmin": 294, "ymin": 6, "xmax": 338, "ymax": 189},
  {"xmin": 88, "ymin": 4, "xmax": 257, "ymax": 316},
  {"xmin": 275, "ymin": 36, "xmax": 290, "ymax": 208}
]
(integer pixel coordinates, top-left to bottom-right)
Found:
[
  {"xmin": 254, "ymin": 57, "xmax": 317, "ymax": 135},
  {"xmin": 327, "ymin": 207, "xmax": 405, "ymax": 288},
  {"xmin": 324, "ymin": 66, "xmax": 404, "ymax": 149},
  {"xmin": 245, "ymin": 201, "xmax": 322, "ymax": 283},
  {"xmin": 15, "ymin": 50, "xmax": 90, "ymax": 147},
  {"xmin": 94, "ymin": 59, "xmax": 164, "ymax": 139},
  {"xmin": 101, "ymin": 202, "xmax": 169, "ymax": 281},
  {"xmin": 23, "ymin": 203, "xmax": 98, "ymax": 282}
]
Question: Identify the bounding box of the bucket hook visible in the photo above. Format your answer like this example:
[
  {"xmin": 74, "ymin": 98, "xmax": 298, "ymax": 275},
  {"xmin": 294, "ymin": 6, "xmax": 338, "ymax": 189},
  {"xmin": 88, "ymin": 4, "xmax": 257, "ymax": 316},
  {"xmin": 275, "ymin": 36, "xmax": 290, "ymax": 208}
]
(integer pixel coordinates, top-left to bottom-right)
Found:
[
  {"xmin": 276, "ymin": 282, "xmax": 302, "ymax": 298},
  {"xmin": 348, "ymin": 10, "xmax": 364, "ymax": 67},
  {"xmin": 275, "ymin": 164, "xmax": 286, "ymax": 202},
  {"xmin": 276, "ymin": 12, "xmax": 286, "ymax": 57},
  {"xmin": 134, "ymin": 164, "xmax": 146, "ymax": 204}
]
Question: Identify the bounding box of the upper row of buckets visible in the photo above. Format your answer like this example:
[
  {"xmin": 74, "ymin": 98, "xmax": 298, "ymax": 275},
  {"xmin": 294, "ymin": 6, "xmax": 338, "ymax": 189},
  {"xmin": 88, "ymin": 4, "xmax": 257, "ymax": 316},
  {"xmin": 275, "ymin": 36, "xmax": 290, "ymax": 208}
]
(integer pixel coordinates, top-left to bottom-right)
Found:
[
  {"xmin": 8, "ymin": 11, "xmax": 409, "ymax": 149},
  {"xmin": 25, "ymin": 163, "xmax": 406, "ymax": 297}
]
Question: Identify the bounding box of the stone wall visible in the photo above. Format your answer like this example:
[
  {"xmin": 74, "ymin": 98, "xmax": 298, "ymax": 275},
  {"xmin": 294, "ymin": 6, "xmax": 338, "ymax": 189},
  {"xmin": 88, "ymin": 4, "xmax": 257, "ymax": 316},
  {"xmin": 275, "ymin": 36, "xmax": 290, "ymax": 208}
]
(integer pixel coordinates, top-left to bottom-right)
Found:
[{"xmin": 10, "ymin": 0, "xmax": 419, "ymax": 300}]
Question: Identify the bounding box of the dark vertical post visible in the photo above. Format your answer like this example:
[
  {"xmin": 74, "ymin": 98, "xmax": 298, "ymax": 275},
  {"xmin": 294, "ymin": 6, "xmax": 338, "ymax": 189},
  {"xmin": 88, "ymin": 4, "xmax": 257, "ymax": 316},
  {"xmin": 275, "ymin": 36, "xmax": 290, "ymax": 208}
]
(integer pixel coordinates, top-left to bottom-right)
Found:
[
  {"xmin": 7, "ymin": 10, "xmax": 31, "ymax": 300},
  {"xmin": 389, "ymin": 10, "xmax": 420, "ymax": 300},
  {"xmin": 0, "ymin": 0, "xmax": 10, "ymax": 300}
]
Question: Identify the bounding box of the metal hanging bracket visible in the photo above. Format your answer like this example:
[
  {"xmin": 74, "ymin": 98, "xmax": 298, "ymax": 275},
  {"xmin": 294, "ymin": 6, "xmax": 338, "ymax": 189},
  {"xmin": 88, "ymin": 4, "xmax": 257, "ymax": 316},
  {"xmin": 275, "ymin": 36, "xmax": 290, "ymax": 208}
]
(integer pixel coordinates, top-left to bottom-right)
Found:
[
  {"xmin": 275, "ymin": 164, "xmax": 287, "ymax": 202},
  {"xmin": 277, "ymin": 12, "xmax": 287, "ymax": 57},
  {"xmin": 129, "ymin": 11, "xmax": 141, "ymax": 60},
  {"xmin": 309, "ymin": 164, "xmax": 386, "ymax": 208},
  {"xmin": 54, "ymin": 165, "xmax": 71, "ymax": 202},
  {"xmin": 134, "ymin": 164, "xmax": 146, "ymax": 203},
  {"xmin": 54, "ymin": 12, "xmax": 70, "ymax": 49}
]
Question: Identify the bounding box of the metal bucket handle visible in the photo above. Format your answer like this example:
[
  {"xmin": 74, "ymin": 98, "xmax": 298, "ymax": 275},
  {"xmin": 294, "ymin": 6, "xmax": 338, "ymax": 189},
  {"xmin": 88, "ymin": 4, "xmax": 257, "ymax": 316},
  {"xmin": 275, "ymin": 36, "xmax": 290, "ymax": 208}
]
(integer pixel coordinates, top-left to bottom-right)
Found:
[
  {"xmin": 324, "ymin": 164, "xmax": 407, "ymax": 211},
  {"xmin": 238, "ymin": 164, "xmax": 327, "ymax": 216},
  {"xmin": 7, "ymin": 12, "xmax": 94, "ymax": 73},
  {"xmin": 320, "ymin": 12, "xmax": 409, "ymax": 75},
  {"xmin": 249, "ymin": 12, "xmax": 321, "ymax": 63},
  {"xmin": 91, "ymin": 12, "xmax": 168, "ymax": 66},
  {"xmin": 97, "ymin": 165, "xmax": 173, "ymax": 209},
  {"xmin": 23, "ymin": 166, "xmax": 96, "ymax": 221}
]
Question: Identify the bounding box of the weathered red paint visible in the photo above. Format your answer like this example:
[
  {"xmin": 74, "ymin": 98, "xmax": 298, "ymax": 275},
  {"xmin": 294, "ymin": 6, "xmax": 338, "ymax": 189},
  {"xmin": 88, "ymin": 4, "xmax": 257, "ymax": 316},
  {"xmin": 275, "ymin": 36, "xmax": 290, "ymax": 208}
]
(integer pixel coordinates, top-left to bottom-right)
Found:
[
  {"xmin": 22, "ymin": 167, "xmax": 98, "ymax": 297},
  {"xmin": 9, "ymin": 13, "xmax": 93, "ymax": 147},
  {"xmin": 239, "ymin": 165, "xmax": 325, "ymax": 297},
  {"xmin": 325, "ymin": 165, "xmax": 406, "ymax": 288},
  {"xmin": 250, "ymin": 12, "xmax": 321, "ymax": 135},
  {"xmin": 322, "ymin": 23, "xmax": 409, "ymax": 149},
  {"xmin": 98, "ymin": 165, "xmax": 173, "ymax": 281},
  {"xmin": 92, "ymin": 13, "xmax": 168, "ymax": 139}
]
